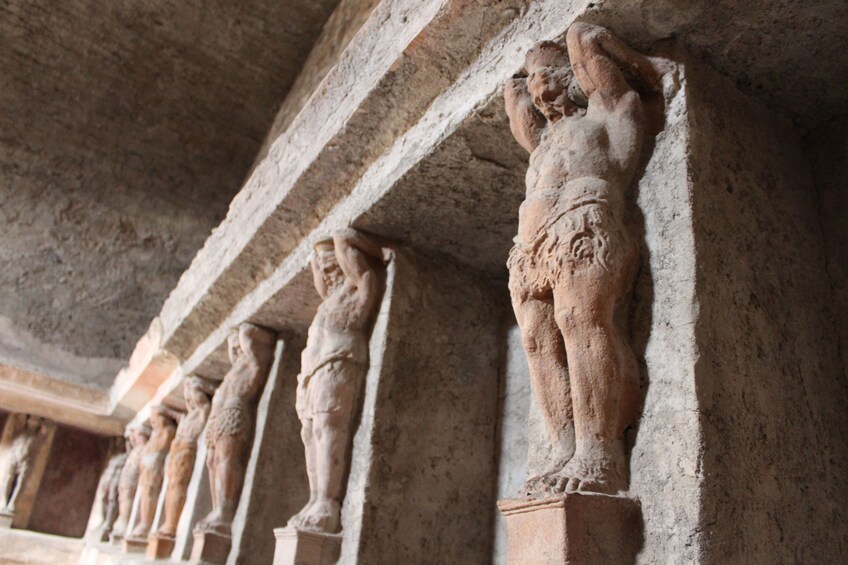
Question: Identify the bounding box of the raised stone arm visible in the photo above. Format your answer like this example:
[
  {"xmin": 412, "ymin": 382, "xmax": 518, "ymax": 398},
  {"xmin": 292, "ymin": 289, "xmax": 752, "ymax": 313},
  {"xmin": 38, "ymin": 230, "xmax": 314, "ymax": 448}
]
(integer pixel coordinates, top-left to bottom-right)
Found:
[
  {"xmin": 565, "ymin": 22, "xmax": 663, "ymax": 104},
  {"xmin": 505, "ymin": 75, "xmax": 547, "ymax": 153}
]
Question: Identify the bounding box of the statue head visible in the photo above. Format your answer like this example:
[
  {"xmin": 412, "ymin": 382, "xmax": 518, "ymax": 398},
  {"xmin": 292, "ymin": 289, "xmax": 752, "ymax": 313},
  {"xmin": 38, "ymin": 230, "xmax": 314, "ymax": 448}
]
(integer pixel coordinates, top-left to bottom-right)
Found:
[
  {"xmin": 525, "ymin": 41, "xmax": 586, "ymax": 121},
  {"xmin": 314, "ymin": 238, "xmax": 344, "ymax": 294},
  {"xmin": 184, "ymin": 375, "xmax": 214, "ymax": 409},
  {"xmin": 25, "ymin": 415, "xmax": 43, "ymax": 432},
  {"xmin": 150, "ymin": 406, "xmax": 174, "ymax": 429},
  {"xmin": 128, "ymin": 422, "xmax": 152, "ymax": 447}
]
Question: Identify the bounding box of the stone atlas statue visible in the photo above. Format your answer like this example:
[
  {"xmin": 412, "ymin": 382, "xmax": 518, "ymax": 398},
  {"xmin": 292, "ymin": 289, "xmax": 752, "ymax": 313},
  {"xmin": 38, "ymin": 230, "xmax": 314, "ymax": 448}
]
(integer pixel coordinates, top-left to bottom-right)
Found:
[
  {"xmin": 504, "ymin": 22, "xmax": 668, "ymax": 495},
  {"xmin": 0, "ymin": 414, "xmax": 51, "ymax": 515},
  {"xmin": 287, "ymin": 228, "xmax": 389, "ymax": 534},
  {"xmin": 155, "ymin": 375, "xmax": 216, "ymax": 541},
  {"xmin": 111, "ymin": 422, "xmax": 151, "ymax": 540},
  {"xmin": 91, "ymin": 435, "xmax": 127, "ymax": 540},
  {"xmin": 128, "ymin": 406, "xmax": 177, "ymax": 541},
  {"xmin": 194, "ymin": 322, "xmax": 275, "ymax": 538}
]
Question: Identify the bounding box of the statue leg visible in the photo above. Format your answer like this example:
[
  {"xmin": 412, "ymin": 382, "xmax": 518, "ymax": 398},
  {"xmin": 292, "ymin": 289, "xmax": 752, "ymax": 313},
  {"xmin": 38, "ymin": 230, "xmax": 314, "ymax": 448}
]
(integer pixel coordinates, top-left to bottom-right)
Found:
[
  {"xmin": 6, "ymin": 465, "xmax": 26, "ymax": 512},
  {"xmin": 160, "ymin": 446, "xmax": 192, "ymax": 536},
  {"xmin": 288, "ymin": 417, "xmax": 318, "ymax": 528},
  {"xmin": 0, "ymin": 464, "xmax": 15, "ymax": 510},
  {"xmin": 292, "ymin": 361, "xmax": 359, "ymax": 533},
  {"xmin": 202, "ymin": 433, "xmax": 249, "ymax": 536},
  {"xmin": 510, "ymin": 270, "xmax": 574, "ymax": 493},
  {"xmin": 549, "ymin": 263, "xmax": 637, "ymax": 494}
]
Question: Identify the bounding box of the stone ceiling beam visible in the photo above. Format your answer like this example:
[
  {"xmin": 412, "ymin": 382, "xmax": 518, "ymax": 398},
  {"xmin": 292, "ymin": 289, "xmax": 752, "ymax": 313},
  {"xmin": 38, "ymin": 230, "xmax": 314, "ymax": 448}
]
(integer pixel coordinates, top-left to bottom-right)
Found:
[{"xmin": 0, "ymin": 364, "xmax": 125, "ymax": 435}]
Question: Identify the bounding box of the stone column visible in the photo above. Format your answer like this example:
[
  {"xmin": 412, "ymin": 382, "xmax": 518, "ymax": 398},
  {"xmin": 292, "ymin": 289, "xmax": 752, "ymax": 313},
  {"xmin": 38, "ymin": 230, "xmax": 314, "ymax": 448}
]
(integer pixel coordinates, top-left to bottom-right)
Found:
[
  {"xmin": 0, "ymin": 413, "xmax": 56, "ymax": 529},
  {"xmin": 275, "ymin": 246, "xmax": 503, "ymax": 564}
]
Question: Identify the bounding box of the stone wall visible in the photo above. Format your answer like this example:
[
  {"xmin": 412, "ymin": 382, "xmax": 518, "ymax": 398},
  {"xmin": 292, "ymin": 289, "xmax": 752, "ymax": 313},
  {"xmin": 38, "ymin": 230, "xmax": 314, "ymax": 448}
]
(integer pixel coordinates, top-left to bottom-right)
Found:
[
  {"xmin": 28, "ymin": 425, "xmax": 111, "ymax": 538},
  {"xmin": 805, "ymin": 116, "xmax": 848, "ymax": 384},
  {"xmin": 340, "ymin": 251, "xmax": 504, "ymax": 563},
  {"xmin": 688, "ymin": 60, "xmax": 848, "ymax": 562},
  {"xmin": 0, "ymin": 0, "xmax": 339, "ymax": 387}
]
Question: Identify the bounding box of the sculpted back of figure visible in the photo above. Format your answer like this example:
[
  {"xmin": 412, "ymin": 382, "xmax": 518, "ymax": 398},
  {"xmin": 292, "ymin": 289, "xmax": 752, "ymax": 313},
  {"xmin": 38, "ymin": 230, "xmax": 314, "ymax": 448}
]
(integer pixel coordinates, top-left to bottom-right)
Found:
[
  {"xmin": 156, "ymin": 376, "xmax": 215, "ymax": 539},
  {"xmin": 129, "ymin": 407, "xmax": 177, "ymax": 540},
  {"xmin": 504, "ymin": 23, "xmax": 669, "ymax": 495},
  {"xmin": 0, "ymin": 414, "xmax": 51, "ymax": 514},
  {"xmin": 111, "ymin": 423, "xmax": 151, "ymax": 540},
  {"xmin": 288, "ymin": 228, "xmax": 389, "ymax": 534},
  {"xmin": 195, "ymin": 323, "xmax": 275, "ymax": 538}
]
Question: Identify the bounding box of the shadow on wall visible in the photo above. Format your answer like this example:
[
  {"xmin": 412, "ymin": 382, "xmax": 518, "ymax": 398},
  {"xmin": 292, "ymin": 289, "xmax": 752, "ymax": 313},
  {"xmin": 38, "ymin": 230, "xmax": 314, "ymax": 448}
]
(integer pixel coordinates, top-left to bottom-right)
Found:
[{"xmin": 27, "ymin": 424, "xmax": 111, "ymax": 538}]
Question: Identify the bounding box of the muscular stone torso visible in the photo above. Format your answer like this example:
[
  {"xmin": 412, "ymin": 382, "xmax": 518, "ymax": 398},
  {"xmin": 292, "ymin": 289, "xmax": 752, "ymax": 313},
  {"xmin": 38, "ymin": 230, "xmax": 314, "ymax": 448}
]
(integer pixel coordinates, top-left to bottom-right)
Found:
[
  {"xmin": 518, "ymin": 93, "xmax": 643, "ymax": 244},
  {"xmin": 301, "ymin": 282, "xmax": 370, "ymax": 379}
]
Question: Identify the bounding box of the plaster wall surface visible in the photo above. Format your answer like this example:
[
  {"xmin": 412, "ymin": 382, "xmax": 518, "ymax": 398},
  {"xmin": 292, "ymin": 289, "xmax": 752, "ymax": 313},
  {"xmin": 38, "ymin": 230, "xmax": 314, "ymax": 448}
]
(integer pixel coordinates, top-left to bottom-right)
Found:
[
  {"xmin": 340, "ymin": 251, "xmax": 503, "ymax": 564},
  {"xmin": 805, "ymin": 116, "xmax": 848, "ymax": 382},
  {"xmin": 28, "ymin": 424, "xmax": 111, "ymax": 538},
  {"xmin": 687, "ymin": 62, "xmax": 848, "ymax": 562},
  {"xmin": 0, "ymin": 0, "xmax": 339, "ymax": 386}
]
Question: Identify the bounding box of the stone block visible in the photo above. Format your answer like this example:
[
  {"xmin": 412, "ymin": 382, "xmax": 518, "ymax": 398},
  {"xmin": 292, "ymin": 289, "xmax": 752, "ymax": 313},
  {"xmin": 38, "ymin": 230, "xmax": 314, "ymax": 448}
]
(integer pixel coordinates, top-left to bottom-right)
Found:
[
  {"xmin": 0, "ymin": 511, "xmax": 14, "ymax": 528},
  {"xmin": 190, "ymin": 529, "xmax": 231, "ymax": 565},
  {"xmin": 273, "ymin": 527, "xmax": 341, "ymax": 565},
  {"xmin": 122, "ymin": 535, "xmax": 147, "ymax": 554},
  {"xmin": 147, "ymin": 532, "xmax": 176, "ymax": 560},
  {"xmin": 498, "ymin": 492, "xmax": 642, "ymax": 564}
]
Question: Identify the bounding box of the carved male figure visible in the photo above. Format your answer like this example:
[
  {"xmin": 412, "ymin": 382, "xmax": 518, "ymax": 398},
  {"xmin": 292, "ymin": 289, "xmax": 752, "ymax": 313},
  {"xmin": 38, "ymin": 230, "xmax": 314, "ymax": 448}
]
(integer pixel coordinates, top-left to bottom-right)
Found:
[
  {"xmin": 91, "ymin": 436, "xmax": 127, "ymax": 539},
  {"xmin": 0, "ymin": 414, "xmax": 51, "ymax": 514},
  {"xmin": 195, "ymin": 323, "xmax": 275, "ymax": 537},
  {"xmin": 111, "ymin": 423, "xmax": 151, "ymax": 540},
  {"xmin": 504, "ymin": 23, "xmax": 668, "ymax": 494},
  {"xmin": 155, "ymin": 376, "xmax": 215, "ymax": 540},
  {"xmin": 129, "ymin": 407, "xmax": 177, "ymax": 540},
  {"xmin": 288, "ymin": 229, "xmax": 389, "ymax": 533}
]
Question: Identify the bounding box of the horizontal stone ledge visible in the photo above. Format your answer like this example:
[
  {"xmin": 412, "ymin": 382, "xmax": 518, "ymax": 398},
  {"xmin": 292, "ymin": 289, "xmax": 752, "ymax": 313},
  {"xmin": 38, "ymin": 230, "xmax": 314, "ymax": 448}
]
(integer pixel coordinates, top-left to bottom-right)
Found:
[
  {"xmin": 156, "ymin": 0, "xmax": 527, "ymax": 366},
  {"xmin": 0, "ymin": 363, "xmax": 126, "ymax": 435},
  {"xmin": 141, "ymin": 0, "xmax": 585, "ymax": 410}
]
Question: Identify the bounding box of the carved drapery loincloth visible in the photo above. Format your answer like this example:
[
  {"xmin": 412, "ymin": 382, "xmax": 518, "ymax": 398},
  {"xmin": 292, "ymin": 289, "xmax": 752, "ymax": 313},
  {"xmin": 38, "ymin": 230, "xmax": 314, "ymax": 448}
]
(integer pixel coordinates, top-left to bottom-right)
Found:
[
  {"xmin": 508, "ymin": 199, "xmax": 634, "ymax": 299},
  {"xmin": 296, "ymin": 359, "xmax": 367, "ymax": 420},
  {"xmin": 205, "ymin": 406, "xmax": 249, "ymax": 447}
]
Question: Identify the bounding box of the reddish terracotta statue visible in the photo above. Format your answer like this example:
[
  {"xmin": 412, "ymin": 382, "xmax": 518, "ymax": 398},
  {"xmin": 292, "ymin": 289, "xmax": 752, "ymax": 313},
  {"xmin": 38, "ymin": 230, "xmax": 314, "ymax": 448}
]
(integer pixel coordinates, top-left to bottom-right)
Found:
[
  {"xmin": 194, "ymin": 323, "xmax": 275, "ymax": 538},
  {"xmin": 287, "ymin": 229, "xmax": 389, "ymax": 534},
  {"xmin": 92, "ymin": 436, "xmax": 127, "ymax": 540},
  {"xmin": 0, "ymin": 414, "xmax": 51, "ymax": 515},
  {"xmin": 111, "ymin": 423, "xmax": 151, "ymax": 540},
  {"xmin": 129, "ymin": 407, "xmax": 177, "ymax": 541},
  {"xmin": 156, "ymin": 376, "xmax": 215, "ymax": 539},
  {"xmin": 504, "ymin": 23, "xmax": 669, "ymax": 494}
]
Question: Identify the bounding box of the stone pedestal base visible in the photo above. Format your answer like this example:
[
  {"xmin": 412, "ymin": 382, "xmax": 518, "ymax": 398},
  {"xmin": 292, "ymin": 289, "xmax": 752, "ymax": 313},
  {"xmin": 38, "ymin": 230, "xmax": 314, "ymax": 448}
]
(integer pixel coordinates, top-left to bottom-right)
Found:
[
  {"xmin": 190, "ymin": 529, "xmax": 232, "ymax": 564},
  {"xmin": 122, "ymin": 535, "xmax": 148, "ymax": 553},
  {"xmin": 0, "ymin": 511, "xmax": 14, "ymax": 528},
  {"xmin": 273, "ymin": 527, "xmax": 342, "ymax": 565},
  {"xmin": 498, "ymin": 492, "xmax": 642, "ymax": 565},
  {"xmin": 147, "ymin": 533, "xmax": 176, "ymax": 560}
]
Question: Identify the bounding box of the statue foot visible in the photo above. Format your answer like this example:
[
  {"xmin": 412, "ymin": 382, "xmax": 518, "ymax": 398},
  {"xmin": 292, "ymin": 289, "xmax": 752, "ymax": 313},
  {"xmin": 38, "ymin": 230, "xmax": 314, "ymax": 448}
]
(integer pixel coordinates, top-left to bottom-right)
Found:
[
  {"xmin": 287, "ymin": 499, "xmax": 340, "ymax": 534},
  {"xmin": 542, "ymin": 450, "xmax": 626, "ymax": 495},
  {"xmin": 196, "ymin": 511, "xmax": 232, "ymax": 537}
]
